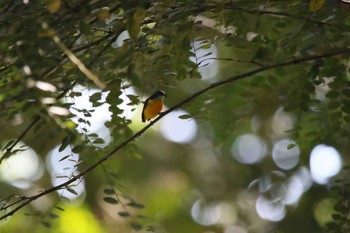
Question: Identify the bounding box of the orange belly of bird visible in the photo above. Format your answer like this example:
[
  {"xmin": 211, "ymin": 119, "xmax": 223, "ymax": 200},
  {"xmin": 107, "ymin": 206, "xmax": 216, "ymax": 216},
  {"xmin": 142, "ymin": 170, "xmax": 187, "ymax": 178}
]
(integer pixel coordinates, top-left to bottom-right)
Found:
[{"xmin": 144, "ymin": 100, "xmax": 163, "ymax": 121}]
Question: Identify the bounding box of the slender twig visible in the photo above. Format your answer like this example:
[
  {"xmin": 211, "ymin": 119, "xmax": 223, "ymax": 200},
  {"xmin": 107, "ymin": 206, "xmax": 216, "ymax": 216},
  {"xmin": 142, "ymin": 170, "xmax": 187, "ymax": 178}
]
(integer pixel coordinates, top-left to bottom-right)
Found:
[
  {"xmin": 227, "ymin": 6, "xmax": 345, "ymax": 30},
  {"xmin": 198, "ymin": 57, "xmax": 266, "ymax": 67},
  {"xmin": 0, "ymin": 116, "xmax": 40, "ymax": 164},
  {"xmin": 2, "ymin": 48, "xmax": 350, "ymax": 220}
]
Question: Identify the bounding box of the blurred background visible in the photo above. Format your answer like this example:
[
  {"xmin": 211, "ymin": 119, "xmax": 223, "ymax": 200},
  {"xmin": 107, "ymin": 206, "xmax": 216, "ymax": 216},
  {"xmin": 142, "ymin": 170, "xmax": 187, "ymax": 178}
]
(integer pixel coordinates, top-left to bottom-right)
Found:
[{"xmin": 1, "ymin": 0, "xmax": 350, "ymax": 233}]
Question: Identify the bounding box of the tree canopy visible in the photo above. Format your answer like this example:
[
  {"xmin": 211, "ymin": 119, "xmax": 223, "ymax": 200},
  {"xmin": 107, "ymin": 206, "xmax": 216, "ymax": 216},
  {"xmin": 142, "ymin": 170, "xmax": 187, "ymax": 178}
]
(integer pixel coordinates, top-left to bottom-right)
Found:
[{"xmin": 1, "ymin": 0, "xmax": 350, "ymax": 232}]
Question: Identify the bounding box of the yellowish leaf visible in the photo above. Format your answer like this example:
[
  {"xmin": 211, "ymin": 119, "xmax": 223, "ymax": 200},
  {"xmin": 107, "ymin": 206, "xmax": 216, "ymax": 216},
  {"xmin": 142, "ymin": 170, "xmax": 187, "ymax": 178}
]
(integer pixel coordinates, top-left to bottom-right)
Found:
[
  {"xmin": 127, "ymin": 8, "xmax": 146, "ymax": 39},
  {"xmin": 98, "ymin": 7, "xmax": 111, "ymax": 21},
  {"xmin": 47, "ymin": 0, "xmax": 61, "ymax": 13},
  {"xmin": 133, "ymin": 7, "xmax": 146, "ymax": 22},
  {"xmin": 38, "ymin": 28, "xmax": 55, "ymax": 37},
  {"xmin": 309, "ymin": 0, "xmax": 325, "ymax": 12}
]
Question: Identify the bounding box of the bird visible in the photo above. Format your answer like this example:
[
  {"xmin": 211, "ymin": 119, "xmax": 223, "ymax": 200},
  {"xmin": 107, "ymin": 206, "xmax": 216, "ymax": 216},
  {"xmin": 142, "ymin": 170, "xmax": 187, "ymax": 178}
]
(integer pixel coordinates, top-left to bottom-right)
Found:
[{"xmin": 141, "ymin": 90, "xmax": 166, "ymax": 122}]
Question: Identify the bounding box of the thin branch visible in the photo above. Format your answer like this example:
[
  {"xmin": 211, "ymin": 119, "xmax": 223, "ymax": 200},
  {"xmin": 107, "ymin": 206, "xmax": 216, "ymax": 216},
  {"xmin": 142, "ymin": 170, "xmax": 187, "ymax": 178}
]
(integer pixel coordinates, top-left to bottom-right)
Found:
[
  {"xmin": 49, "ymin": 27, "xmax": 106, "ymax": 90},
  {"xmin": 227, "ymin": 6, "xmax": 345, "ymax": 30},
  {"xmin": 198, "ymin": 57, "xmax": 266, "ymax": 67},
  {"xmin": 2, "ymin": 48, "xmax": 350, "ymax": 220},
  {"xmin": 0, "ymin": 116, "xmax": 40, "ymax": 164}
]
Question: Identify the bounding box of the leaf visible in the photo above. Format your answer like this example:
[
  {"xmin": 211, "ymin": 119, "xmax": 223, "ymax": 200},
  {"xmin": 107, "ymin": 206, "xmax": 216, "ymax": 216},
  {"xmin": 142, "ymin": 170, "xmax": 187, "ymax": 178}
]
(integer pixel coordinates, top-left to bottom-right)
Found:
[
  {"xmin": 146, "ymin": 226, "xmax": 156, "ymax": 232},
  {"xmin": 58, "ymin": 155, "xmax": 70, "ymax": 162},
  {"xmin": 127, "ymin": 201, "xmax": 144, "ymax": 209},
  {"xmin": 59, "ymin": 136, "xmax": 70, "ymax": 152},
  {"xmin": 130, "ymin": 222, "xmax": 143, "ymax": 231},
  {"xmin": 103, "ymin": 197, "xmax": 119, "ymax": 205},
  {"xmin": 41, "ymin": 222, "xmax": 51, "ymax": 228},
  {"xmin": 48, "ymin": 212, "xmax": 59, "ymax": 219},
  {"xmin": 127, "ymin": 8, "xmax": 146, "ymax": 39},
  {"xmin": 3, "ymin": 140, "xmax": 15, "ymax": 150},
  {"xmin": 66, "ymin": 187, "xmax": 78, "ymax": 195},
  {"xmin": 93, "ymin": 138, "xmax": 105, "ymax": 144},
  {"xmin": 90, "ymin": 92, "xmax": 102, "ymax": 104},
  {"xmin": 118, "ymin": 211, "xmax": 130, "ymax": 217},
  {"xmin": 178, "ymin": 114, "xmax": 192, "ymax": 119},
  {"xmin": 103, "ymin": 188, "xmax": 115, "ymax": 195},
  {"xmin": 309, "ymin": 0, "xmax": 325, "ymax": 12},
  {"xmin": 47, "ymin": 0, "xmax": 61, "ymax": 13},
  {"xmin": 98, "ymin": 7, "xmax": 111, "ymax": 21},
  {"xmin": 72, "ymin": 145, "xmax": 84, "ymax": 153},
  {"xmin": 55, "ymin": 206, "xmax": 65, "ymax": 212}
]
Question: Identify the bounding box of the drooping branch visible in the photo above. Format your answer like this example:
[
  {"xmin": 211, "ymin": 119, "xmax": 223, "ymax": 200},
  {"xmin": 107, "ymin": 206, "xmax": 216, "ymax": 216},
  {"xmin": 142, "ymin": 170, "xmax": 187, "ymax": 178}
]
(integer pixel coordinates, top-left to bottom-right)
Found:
[{"xmin": 2, "ymin": 48, "xmax": 350, "ymax": 220}]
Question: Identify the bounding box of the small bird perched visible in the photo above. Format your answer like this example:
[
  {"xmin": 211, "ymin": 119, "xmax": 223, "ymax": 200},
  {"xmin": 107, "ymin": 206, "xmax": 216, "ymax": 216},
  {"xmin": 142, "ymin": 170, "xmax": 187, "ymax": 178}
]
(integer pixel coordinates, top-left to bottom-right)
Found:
[{"xmin": 141, "ymin": 90, "xmax": 166, "ymax": 122}]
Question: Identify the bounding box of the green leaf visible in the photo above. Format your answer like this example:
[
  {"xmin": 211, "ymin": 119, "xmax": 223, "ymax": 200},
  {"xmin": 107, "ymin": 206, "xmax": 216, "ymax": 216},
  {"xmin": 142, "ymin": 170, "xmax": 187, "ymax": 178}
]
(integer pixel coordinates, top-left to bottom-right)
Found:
[
  {"xmin": 41, "ymin": 222, "xmax": 51, "ymax": 228},
  {"xmin": 3, "ymin": 140, "xmax": 15, "ymax": 150},
  {"xmin": 48, "ymin": 212, "xmax": 59, "ymax": 219},
  {"xmin": 103, "ymin": 197, "xmax": 119, "ymax": 205},
  {"xmin": 59, "ymin": 135, "xmax": 71, "ymax": 152},
  {"xmin": 146, "ymin": 226, "xmax": 156, "ymax": 232},
  {"xmin": 92, "ymin": 138, "xmax": 105, "ymax": 144},
  {"xmin": 55, "ymin": 206, "xmax": 65, "ymax": 211},
  {"xmin": 130, "ymin": 222, "xmax": 143, "ymax": 231},
  {"xmin": 58, "ymin": 155, "xmax": 70, "ymax": 162},
  {"xmin": 118, "ymin": 211, "xmax": 130, "ymax": 217},
  {"xmin": 90, "ymin": 92, "xmax": 102, "ymax": 104},
  {"xmin": 103, "ymin": 188, "xmax": 115, "ymax": 195},
  {"xmin": 178, "ymin": 114, "xmax": 192, "ymax": 119},
  {"xmin": 309, "ymin": 0, "xmax": 325, "ymax": 12},
  {"xmin": 66, "ymin": 187, "xmax": 78, "ymax": 195},
  {"xmin": 72, "ymin": 145, "xmax": 84, "ymax": 153},
  {"xmin": 127, "ymin": 202, "xmax": 144, "ymax": 209}
]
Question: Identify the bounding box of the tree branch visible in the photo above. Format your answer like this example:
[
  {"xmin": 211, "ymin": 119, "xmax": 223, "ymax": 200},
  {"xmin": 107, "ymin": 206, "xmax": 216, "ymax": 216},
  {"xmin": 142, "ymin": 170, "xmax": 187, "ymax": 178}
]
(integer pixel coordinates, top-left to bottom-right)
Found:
[
  {"xmin": 2, "ymin": 48, "xmax": 350, "ymax": 220},
  {"xmin": 225, "ymin": 4, "xmax": 346, "ymax": 31}
]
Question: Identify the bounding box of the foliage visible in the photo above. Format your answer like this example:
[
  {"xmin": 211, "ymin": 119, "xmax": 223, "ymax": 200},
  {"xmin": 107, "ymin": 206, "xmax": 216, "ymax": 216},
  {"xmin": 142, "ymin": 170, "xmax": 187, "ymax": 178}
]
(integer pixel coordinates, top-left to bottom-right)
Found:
[{"xmin": 1, "ymin": 0, "xmax": 350, "ymax": 232}]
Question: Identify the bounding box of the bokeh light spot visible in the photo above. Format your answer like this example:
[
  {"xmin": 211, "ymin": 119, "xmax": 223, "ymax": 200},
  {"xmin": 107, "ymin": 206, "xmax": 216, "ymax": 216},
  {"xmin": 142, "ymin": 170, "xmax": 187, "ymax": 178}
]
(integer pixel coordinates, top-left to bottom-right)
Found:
[
  {"xmin": 160, "ymin": 109, "xmax": 197, "ymax": 144},
  {"xmin": 310, "ymin": 144, "xmax": 342, "ymax": 184},
  {"xmin": 191, "ymin": 199, "xmax": 220, "ymax": 226},
  {"xmin": 283, "ymin": 167, "xmax": 312, "ymax": 205},
  {"xmin": 0, "ymin": 143, "xmax": 43, "ymax": 189},
  {"xmin": 190, "ymin": 41, "xmax": 218, "ymax": 80},
  {"xmin": 231, "ymin": 134, "xmax": 267, "ymax": 164},
  {"xmin": 256, "ymin": 195, "xmax": 286, "ymax": 222},
  {"xmin": 270, "ymin": 108, "xmax": 295, "ymax": 138},
  {"xmin": 272, "ymin": 139, "xmax": 300, "ymax": 170}
]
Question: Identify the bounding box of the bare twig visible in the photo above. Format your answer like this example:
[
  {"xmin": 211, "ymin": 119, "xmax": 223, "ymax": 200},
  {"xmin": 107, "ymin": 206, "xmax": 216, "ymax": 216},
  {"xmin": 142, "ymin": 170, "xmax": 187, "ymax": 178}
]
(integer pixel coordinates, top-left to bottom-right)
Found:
[
  {"xmin": 2, "ymin": 48, "xmax": 350, "ymax": 220},
  {"xmin": 48, "ymin": 25, "xmax": 106, "ymax": 90}
]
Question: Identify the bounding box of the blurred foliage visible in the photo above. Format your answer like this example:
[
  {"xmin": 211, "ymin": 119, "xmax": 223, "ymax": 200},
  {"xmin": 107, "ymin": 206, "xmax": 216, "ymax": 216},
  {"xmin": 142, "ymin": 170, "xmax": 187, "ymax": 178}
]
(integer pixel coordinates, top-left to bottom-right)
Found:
[{"xmin": 1, "ymin": 0, "xmax": 350, "ymax": 233}]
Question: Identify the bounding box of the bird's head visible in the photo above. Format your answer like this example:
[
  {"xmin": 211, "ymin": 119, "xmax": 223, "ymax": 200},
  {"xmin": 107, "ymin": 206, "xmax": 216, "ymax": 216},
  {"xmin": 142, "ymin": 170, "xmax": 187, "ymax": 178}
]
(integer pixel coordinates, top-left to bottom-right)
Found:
[{"xmin": 150, "ymin": 90, "xmax": 167, "ymax": 100}]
